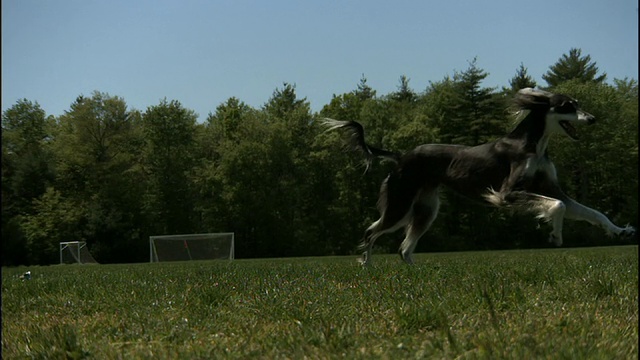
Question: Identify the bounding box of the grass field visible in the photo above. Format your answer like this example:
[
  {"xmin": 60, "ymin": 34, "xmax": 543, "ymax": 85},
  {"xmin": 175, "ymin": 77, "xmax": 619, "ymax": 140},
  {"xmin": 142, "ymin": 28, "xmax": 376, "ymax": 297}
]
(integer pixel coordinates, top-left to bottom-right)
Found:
[{"xmin": 2, "ymin": 246, "xmax": 638, "ymax": 359}]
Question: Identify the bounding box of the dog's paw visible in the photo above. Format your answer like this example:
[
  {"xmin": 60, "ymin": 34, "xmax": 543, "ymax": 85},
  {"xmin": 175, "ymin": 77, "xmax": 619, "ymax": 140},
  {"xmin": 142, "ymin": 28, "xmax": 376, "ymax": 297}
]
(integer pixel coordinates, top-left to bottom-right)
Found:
[
  {"xmin": 548, "ymin": 233, "xmax": 563, "ymax": 247},
  {"xmin": 357, "ymin": 255, "xmax": 370, "ymax": 267}
]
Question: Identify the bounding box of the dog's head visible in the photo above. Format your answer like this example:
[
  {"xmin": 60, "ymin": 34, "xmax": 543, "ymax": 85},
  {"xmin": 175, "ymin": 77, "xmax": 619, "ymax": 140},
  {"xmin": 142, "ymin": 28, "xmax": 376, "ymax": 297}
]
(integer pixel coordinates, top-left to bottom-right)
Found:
[{"xmin": 514, "ymin": 88, "xmax": 595, "ymax": 140}]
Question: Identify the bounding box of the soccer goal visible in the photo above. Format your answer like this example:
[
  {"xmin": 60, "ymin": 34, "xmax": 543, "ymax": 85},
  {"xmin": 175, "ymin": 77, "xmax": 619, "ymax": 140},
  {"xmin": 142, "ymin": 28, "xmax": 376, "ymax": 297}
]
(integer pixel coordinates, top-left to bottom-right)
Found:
[
  {"xmin": 149, "ymin": 233, "xmax": 235, "ymax": 263},
  {"xmin": 59, "ymin": 241, "xmax": 99, "ymax": 264}
]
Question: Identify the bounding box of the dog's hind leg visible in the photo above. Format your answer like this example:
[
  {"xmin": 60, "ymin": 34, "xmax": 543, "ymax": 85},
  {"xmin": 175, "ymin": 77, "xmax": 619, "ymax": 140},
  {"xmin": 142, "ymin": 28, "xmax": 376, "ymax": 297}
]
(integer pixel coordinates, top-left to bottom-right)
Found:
[
  {"xmin": 398, "ymin": 189, "xmax": 440, "ymax": 264},
  {"xmin": 359, "ymin": 177, "xmax": 416, "ymax": 266},
  {"xmin": 360, "ymin": 212, "xmax": 412, "ymax": 266}
]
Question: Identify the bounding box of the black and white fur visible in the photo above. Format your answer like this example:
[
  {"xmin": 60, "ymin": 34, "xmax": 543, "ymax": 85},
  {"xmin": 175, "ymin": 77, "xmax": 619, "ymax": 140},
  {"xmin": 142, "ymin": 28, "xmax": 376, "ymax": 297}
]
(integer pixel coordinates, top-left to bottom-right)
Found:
[{"xmin": 323, "ymin": 88, "xmax": 635, "ymax": 265}]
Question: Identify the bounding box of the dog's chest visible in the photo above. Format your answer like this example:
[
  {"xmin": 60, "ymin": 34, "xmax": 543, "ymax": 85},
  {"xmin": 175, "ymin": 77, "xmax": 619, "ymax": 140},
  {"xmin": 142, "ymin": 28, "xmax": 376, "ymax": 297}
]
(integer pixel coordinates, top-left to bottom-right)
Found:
[{"xmin": 522, "ymin": 156, "xmax": 557, "ymax": 181}]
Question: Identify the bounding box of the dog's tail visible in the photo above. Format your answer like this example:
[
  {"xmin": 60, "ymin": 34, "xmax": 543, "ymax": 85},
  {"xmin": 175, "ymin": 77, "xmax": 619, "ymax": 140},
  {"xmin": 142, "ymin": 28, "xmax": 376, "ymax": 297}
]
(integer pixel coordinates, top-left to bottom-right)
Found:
[{"xmin": 322, "ymin": 118, "xmax": 400, "ymax": 173}]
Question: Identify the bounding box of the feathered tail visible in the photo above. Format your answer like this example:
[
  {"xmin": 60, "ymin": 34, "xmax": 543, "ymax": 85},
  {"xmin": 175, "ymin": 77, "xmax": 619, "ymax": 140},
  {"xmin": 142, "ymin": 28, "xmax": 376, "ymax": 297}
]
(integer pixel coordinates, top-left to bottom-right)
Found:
[{"xmin": 321, "ymin": 118, "xmax": 401, "ymax": 173}]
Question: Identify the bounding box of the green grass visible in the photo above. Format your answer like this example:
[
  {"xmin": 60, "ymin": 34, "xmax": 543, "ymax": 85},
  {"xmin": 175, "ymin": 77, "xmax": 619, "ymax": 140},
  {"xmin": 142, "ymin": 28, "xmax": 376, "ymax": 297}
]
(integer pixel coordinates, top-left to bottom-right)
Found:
[{"xmin": 2, "ymin": 246, "xmax": 638, "ymax": 359}]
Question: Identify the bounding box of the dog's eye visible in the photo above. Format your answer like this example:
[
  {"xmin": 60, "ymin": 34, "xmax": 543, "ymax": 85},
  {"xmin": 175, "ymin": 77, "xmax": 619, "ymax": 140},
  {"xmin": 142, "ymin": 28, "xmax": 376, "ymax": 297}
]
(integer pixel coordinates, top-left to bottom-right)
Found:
[{"xmin": 554, "ymin": 102, "xmax": 576, "ymax": 114}]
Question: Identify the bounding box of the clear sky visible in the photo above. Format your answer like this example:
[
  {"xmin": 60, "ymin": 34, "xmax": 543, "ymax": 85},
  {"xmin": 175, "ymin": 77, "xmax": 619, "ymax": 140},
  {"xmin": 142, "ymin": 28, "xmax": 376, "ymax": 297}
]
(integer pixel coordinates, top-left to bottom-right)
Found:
[{"xmin": 2, "ymin": 0, "xmax": 638, "ymax": 121}]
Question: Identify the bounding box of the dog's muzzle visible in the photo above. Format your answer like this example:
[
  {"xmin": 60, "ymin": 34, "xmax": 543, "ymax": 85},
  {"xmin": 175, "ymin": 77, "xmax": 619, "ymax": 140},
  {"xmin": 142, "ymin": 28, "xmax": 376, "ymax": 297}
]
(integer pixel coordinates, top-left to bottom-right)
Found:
[{"xmin": 580, "ymin": 111, "xmax": 596, "ymax": 125}]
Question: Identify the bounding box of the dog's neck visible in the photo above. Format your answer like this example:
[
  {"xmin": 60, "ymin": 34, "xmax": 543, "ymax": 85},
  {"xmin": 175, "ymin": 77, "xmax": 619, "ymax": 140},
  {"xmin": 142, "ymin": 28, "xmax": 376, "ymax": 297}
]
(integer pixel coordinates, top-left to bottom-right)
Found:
[
  {"xmin": 536, "ymin": 133, "xmax": 551, "ymax": 158},
  {"xmin": 507, "ymin": 110, "xmax": 549, "ymax": 157}
]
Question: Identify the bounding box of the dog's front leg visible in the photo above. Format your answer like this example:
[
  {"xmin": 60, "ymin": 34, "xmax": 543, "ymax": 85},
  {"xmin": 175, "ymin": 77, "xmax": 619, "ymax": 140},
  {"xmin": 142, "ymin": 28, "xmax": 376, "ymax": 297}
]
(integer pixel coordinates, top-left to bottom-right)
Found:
[
  {"xmin": 485, "ymin": 190, "xmax": 567, "ymax": 246},
  {"xmin": 563, "ymin": 198, "xmax": 636, "ymax": 238}
]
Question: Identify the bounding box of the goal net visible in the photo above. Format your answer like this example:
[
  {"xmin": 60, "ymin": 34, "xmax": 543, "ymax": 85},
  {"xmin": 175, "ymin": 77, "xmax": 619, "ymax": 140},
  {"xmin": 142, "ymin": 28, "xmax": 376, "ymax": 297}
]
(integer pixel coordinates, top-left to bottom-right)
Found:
[
  {"xmin": 59, "ymin": 241, "xmax": 99, "ymax": 264},
  {"xmin": 149, "ymin": 233, "xmax": 235, "ymax": 262}
]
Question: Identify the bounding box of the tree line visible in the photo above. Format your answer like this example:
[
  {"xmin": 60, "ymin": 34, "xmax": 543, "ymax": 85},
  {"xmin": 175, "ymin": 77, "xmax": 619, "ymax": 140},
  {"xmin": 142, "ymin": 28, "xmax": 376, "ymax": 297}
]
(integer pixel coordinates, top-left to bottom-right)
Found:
[{"xmin": 2, "ymin": 48, "xmax": 637, "ymax": 266}]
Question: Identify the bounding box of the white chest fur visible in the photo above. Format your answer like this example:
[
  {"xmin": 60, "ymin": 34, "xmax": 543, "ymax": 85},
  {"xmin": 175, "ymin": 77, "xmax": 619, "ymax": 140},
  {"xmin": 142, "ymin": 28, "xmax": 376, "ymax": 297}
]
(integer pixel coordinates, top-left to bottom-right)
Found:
[{"xmin": 522, "ymin": 155, "xmax": 558, "ymax": 181}]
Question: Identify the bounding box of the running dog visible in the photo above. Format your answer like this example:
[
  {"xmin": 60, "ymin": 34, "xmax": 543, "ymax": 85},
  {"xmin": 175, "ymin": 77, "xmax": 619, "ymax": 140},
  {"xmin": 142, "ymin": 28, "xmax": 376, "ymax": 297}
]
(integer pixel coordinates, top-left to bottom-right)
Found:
[{"xmin": 323, "ymin": 88, "xmax": 635, "ymax": 265}]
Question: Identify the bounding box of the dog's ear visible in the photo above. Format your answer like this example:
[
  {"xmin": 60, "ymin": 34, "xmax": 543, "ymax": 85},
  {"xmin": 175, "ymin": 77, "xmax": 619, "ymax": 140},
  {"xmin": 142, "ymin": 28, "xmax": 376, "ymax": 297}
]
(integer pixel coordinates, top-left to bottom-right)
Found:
[{"xmin": 514, "ymin": 88, "xmax": 551, "ymax": 110}]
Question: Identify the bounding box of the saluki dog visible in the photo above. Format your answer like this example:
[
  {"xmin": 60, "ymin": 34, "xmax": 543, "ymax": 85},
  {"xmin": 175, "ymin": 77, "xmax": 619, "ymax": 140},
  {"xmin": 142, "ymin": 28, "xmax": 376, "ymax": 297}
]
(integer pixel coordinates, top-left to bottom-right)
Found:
[{"xmin": 323, "ymin": 88, "xmax": 635, "ymax": 265}]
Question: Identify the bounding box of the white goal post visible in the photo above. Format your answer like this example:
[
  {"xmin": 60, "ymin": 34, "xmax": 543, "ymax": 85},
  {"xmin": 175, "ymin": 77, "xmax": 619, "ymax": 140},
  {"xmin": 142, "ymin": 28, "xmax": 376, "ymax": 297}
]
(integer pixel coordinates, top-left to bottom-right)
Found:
[
  {"xmin": 149, "ymin": 233, "xmax": 235, "ymax": 263},
  {"xmin": 59, "ymin": 241, "xmax": 99, "ymax": 264}
]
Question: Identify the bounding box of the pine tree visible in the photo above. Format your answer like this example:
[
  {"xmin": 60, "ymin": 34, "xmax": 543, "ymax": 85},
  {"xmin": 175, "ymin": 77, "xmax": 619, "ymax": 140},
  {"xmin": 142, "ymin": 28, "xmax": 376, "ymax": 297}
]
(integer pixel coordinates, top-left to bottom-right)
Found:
[
  {"xmin": 263, "ymin": 83, "xmax": 307, "ymax": 119},
  {"xmin": 391, "ymin": 75, "xmax": 416, "ymax": 103},
  {"xmin": 509, "ymin": 63, "xmax": 537, "ymax": 91},
  {"xmin": 453, "ymin": 57, "xmax": 500, "ymax": 145},
  {"xmin": 542, "ymin": 48, "xmax": 607, "ymax": 87},
  {"xmin": 355, "ymin": 74, "xmax": 376, "ymax": 101}
]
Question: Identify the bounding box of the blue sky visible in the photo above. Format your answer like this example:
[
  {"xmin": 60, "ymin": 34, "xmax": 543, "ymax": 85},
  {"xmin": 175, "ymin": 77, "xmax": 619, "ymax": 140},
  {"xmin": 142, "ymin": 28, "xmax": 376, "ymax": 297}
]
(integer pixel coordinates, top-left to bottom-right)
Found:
[{"xmin": 2, "ymin": 0, "xmax": 638, "ymax": 121}]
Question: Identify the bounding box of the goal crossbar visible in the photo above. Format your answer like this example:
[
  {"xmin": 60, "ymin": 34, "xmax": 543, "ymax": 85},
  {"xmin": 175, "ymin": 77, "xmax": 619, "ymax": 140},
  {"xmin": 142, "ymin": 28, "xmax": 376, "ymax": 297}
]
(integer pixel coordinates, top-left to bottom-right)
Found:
[{"xmin": 149, "ymin": 233, "xmax": 234, "ymax": 263}]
